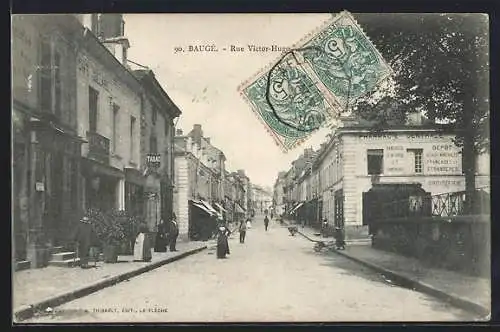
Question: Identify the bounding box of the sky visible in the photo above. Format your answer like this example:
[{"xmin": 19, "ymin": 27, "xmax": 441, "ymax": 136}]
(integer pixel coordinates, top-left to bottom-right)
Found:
[{"xmin": 123, "ymin": 14, "xmax": 336, "ymax": 188}]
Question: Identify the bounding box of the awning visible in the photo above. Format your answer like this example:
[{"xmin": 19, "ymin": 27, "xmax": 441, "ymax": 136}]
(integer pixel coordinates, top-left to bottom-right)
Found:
[
  {"xmin": 190, "ymin": 200, "xmax": 215, "ymax": 216},
  {"xmin": 290, "ymin": 202, "xmax": 304, "ymax": 214},
  {"xmin": 200, "ymin": 200, "xmax": 219, "ymax": 216},
  {"xmin": 214, "ymin": 202, "xmax": 227, "ymax": 212},
  {"xmin": 234, "ymin": 202, "xmax": 245, "ymax": 214},
  {"xmin": 192, "ymin": 202, "xmax": 213, "ymax": 216}
]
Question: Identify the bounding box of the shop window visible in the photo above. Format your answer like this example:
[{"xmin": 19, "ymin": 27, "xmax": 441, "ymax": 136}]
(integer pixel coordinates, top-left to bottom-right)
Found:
[
  {"xmin": 408, "ymin": 148, "xmax": 423, "ymax": 174},
  {"xmin": 367, "ymin": 149, "xmax": 384, "ymax": 175}
]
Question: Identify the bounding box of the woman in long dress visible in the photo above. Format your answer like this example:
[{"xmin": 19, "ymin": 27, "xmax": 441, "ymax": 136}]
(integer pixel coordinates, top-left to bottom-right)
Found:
[
  {"xmin": 134, "ymin": 223, "xmax": 152, "ymax": 262},
  {"xmin": 216, "ymin": 223, "xmax": 231, "ymax": 259},
  {"xmin": 154, "ymin": 219, "xmax": 168, "ymax": 252}
]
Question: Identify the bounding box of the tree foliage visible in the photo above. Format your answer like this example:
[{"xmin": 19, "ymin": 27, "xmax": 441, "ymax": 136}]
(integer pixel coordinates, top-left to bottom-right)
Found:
[{"xmin": 351, "ymin": 13, "xmax": 489, "ymax": 154}]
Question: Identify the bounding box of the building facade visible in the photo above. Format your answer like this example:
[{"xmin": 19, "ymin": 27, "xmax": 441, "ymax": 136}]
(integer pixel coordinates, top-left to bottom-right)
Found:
[
  {"xmin": 252, "ymin": 185, "xmax": 273, "ymax": 214},
  {"xmin": 12, "ymin": 14, "xmax": 182, "ymax": 269},
  {"xmin": 285, "ymin": 115, "xmax": 491, "ymax": 240},
  {"xmin": 133, "ymin": 69, "xmax": 181, "ymax": 232},
  {"xmin": 173, "ymin": 126, "xmax": 229, "ymax": 240},
  {"xmin": 76, "ymin": 18, "xmax": 143, "ymax": 218},
  {"xmin": 272, "ymin": 172, "xmax": 286, "ymax": 216},
  {"xmin": 12, "ymin": 15, "xmax": 84, "ymax": 267}
]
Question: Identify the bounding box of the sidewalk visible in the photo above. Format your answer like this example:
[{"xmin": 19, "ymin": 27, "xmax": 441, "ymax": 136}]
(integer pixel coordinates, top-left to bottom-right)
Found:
[
  {"xmin": 285, "ymin": 221, "xmax": 490, "ymax": 317},
  {"xmin": 13, "ymin": 240, "xmax": 210, "ymax": 321}
]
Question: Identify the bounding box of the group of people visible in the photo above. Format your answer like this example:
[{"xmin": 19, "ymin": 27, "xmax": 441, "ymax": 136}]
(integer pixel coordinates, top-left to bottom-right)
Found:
[
  {"xmin": 216, "ymin": 217, "xmax": 254, "ymax": 259},
  {"xmin": 72, "ymin": 213, "xmax": 180, "ymax": 268},
  {"xmin": 133, "ymin": 213, "xmax": 180, "ymax": 262},
  {"xmin": 154, "ymin": 214, "xmax": 180, "ymax": 253}
]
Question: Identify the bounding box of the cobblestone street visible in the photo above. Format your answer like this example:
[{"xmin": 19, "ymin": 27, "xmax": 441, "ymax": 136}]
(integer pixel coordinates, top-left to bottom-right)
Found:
[{"xmin": 25, "ymin": 216, "xmax": 476, "ymax": 323}]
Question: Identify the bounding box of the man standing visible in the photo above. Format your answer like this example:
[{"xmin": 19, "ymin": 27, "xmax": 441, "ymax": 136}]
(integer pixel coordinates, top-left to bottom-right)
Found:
[
  {"xmin": 168, "ymin": 213, "xmax": 179, "ymax": 252},
  {"xmin": 73, "ymin": 215, "xmax": 93, "ymax": 269},
  {"xmin": 238, "ymin": 219, "xmax": 247, "ymax": 243},
  {"xmin": 264, "ymin": 215, "xmax": 270, "ymax": 231}
]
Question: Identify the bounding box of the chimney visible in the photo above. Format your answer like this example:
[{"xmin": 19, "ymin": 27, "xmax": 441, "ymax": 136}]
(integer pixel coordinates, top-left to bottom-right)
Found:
[
  {"xmin": 98, "ymin": 14, "xmax": 130, "ymax": 67},
  {"xmin": 191, "ymin": 124, "xmax": 203, "ymax": 145},
  {"xmin": 237, "ymin": 169, "xmax": 246, "ymax": 177},
  {"xmin": 176, "ymin": 129, "xmax": 183, "ymax": 136}
]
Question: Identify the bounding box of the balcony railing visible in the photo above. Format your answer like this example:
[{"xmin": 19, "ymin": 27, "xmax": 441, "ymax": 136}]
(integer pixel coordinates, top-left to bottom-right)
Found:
[
  {"xmin": 374, "ymin": 186, "xmax": 490, "ymax": 220},
  {"xmin": 87, "ymin": 131, "xmax": 110, "ymax": 164}
]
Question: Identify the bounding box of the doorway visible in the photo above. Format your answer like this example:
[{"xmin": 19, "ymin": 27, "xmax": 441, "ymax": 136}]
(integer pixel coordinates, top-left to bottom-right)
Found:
[{"xmin": 334, "ymin": 189, "xmax": 344, "ymax": 229}]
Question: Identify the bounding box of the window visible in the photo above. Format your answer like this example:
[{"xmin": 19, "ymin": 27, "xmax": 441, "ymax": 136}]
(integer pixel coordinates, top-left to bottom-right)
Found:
[
  {"xmin": 164, "ymin": 115, "xmax": 169, "ymax": 136},
  {"xmin": 152, "ymin": 105, "xmax": 157, "ymax": 125},
  {"xmin": 54, "ymin": 51, "xmax": 62, "ymax": 118},
  {"xmin": 40, "ymin": 39, "xmax": 52, "ymax": 112},
  {"xmin": 367, "ymin": 149, "xmax": 384, "ymax": 175},
  {"xmin": 130, "ymin": 116, "xmax": 136, "ymax": 158},
  {"xmin": 150, "ymin": 135, "xmax": 158, "ymax": 154},
  {"xmin": 408, "ymin": 148, "xmax": 423, "ymax": 174},
  {"xmin": 88, "ymin": 87, "xmax": 99, "ymax": 132},
  {"xmin": 112, "ymin": 104, "xmax": 119, "ymax": 152}
]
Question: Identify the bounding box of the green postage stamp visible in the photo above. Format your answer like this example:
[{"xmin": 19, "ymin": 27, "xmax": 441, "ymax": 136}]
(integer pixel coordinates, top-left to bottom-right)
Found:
[{"xmin": 239, "ymin": 11, "xmax": 392, "ymax": 152}]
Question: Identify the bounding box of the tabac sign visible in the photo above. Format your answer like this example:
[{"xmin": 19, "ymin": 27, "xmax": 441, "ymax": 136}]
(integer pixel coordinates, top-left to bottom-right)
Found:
[{"xmin": 146, "ymin": 154, "xmax": 161, "ymax": 168}]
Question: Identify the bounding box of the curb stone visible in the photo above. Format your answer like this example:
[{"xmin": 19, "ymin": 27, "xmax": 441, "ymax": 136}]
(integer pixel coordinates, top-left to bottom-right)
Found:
[
  {"xmin": 281, "ymin": 219, "xmax": 489, "ymax": 319},
  {"xmin": 332, "ymin": 249, "xmax": 490, "ymax": 319},
  {"xmin": 14, "ymin": 245, "xmax": 207, "ymax": 322}
]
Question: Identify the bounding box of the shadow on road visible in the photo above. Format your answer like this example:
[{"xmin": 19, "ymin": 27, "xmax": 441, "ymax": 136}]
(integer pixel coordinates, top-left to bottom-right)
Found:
[{"xmin": 300, "ymin": 245, "xmax": 478, "ymax": 321}]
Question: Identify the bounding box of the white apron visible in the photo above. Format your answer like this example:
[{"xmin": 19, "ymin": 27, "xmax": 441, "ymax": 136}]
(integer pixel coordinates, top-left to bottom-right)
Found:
[{"xmin": 134, "ymin": 233, "xmax": 145, "ymax": 261}]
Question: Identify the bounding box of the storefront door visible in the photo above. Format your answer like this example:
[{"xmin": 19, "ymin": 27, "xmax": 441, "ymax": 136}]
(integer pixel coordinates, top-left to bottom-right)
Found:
[{"xmin": 334, "ymin": 189, "xmax": 344, "ymax": 229}]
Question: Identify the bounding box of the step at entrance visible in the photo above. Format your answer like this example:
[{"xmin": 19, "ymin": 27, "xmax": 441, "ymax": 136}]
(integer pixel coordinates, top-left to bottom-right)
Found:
[
  {"xmin": 15, "ymin": 260, "xmax": 31, "ymax": 271},
  {"xmin": 48, "ymin": 257, "xmax": 81, "ymax": 267},
  {"xmin": 49, "ymin": 250, "xmax": 80, "ymax": 267},
  {"xmin": 51, "ymin": 251, "xmax": 77, "ymax": 261},
  {"xmin": 50, "ymin": 246, "xmax": 65, "ymax": 255}
]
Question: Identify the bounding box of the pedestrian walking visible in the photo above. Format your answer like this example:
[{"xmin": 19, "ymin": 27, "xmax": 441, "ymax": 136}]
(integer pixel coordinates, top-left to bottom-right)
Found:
[
  {"xmin": 168, "ymin": 213, "xmax": 179, "ymax": 252},
  {"xmin": 154, "ymin": 219, "xmax": 168, "ymax": 252},
  {"xmin": 322, "ymin": 218, "xmax": 329, "ymax": 238},
  {"xmin": 334, "ymin": 226, "xmax": 346, "ymax": 250},
  {"xmin": 238, "ymin": 219, "xmax": 247, "ymax": 243},
  {"xmin": 270, "ymin": 211, "xmax": 274, "ymax": 220},
  {"xmin": 72, "ymin": 215, "xmax": 95, "ymax": 269},
  {"xmin": 216, "ymin": 222, "xmax": 231, "ymax": 259},
  {"xmin": 134, "ymin": 223, "xmax": 152, "ymax": 262},
  {"xmin": 264, "ymin": 215, "xmax": 270, "ymax": 231}
]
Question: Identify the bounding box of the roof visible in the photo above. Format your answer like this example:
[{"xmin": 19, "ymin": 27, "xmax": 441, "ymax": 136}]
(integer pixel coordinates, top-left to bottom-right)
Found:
[
  {"xmin": 132, "ymin": 69, "xmax": 182, "ymax": 118},
  {"xmin": 82, "ymin": 28, "xmax": 142, "ymax": 92}
]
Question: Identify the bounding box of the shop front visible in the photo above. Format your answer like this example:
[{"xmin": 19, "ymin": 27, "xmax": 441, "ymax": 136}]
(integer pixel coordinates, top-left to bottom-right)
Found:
[
  {"xmin": 14, "ymin": 110, "xmax": 83, "ymax": 267},
  {"xmin": 82, "ymin": 157, "xmax": 123, "ymax": 213},
  {"xmin": 125, "ymin": 167, "xmax": 146, "ymax": 219},
  {"xmin": 189, "ymin": 199, "xmax": 217, "ymax": 241}
]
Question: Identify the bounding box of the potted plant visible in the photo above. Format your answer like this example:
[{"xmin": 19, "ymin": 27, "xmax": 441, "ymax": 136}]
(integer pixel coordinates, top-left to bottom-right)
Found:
[
  {"xmin": 118, "ymin": 212, "xmax": 142, "ymax": 255},
  {"xmin": 92, "ymin": 209, "xmax": 127, "ymax": 263}
]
